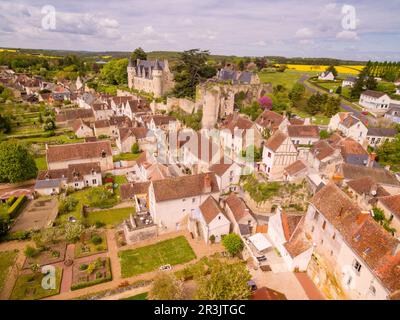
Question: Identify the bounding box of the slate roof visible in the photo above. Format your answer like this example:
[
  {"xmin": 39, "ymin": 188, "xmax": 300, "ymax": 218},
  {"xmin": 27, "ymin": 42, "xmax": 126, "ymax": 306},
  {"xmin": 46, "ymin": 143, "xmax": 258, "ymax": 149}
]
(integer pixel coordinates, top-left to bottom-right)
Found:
[{"xmin": 367, "ymin": 127, "xmax": 398, "ymax": 137}]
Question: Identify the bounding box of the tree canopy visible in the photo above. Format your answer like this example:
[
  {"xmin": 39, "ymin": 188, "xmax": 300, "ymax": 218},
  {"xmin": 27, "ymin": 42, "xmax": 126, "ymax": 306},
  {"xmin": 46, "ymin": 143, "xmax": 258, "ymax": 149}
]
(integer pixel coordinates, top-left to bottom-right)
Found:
[
  {"xmin": 0, "ymin": 141, "xmax": 38, "ymax": 183},
  {"xmin": 149, "ymin": 273, "xmax": 184, "ymax": 300},
  {"xmin": 194, "ymin": 259, "xmax": 251, "ymax": 300},
  {"xmin": 326, "ymin": 65, "xmax": 338, "ymax": 77},
  {"xmin": 131, "ymin": 47, "xmax": 147, "ymax": 61},
  {"xmin": 377, "ymin": 134, "xmax": 400, "ymax": 172},
  {"xmin": 172, "ymin": 49, "xmax": 217, "ymax": 99},
  {"xmin": 222, "ymin": 233, "xmax": 244, "ymax": 256},
  {"xmin": 100, "ymin": 58, "xmax": 128, "ymax": 85}
]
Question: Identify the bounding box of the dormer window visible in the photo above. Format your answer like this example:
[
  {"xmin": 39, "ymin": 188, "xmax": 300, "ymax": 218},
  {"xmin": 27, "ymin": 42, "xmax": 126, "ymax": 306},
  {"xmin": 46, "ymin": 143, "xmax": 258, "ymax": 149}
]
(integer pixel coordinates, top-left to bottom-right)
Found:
[{"xmin": 101, "ymin": 150, "xmax": 106, "ymax": 158}]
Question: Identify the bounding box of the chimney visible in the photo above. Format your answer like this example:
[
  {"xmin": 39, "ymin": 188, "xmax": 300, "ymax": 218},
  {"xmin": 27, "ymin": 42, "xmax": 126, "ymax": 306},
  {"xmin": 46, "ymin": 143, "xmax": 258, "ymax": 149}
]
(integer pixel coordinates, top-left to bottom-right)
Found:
[
  {"xmin": 367, "ymin": 152, "xmax": 377, "ymax": 168},
  {"xmin": 203, "ymin": 173, "xmax": 212, "ymax": 193}
]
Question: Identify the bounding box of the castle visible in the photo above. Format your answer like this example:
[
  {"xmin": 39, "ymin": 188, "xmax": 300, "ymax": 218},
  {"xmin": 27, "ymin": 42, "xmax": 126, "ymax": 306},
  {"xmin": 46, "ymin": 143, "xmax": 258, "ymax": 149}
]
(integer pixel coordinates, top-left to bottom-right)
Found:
[{"xmin": 127, "ymin": 59, "xmax": 175, "ymax": 98}]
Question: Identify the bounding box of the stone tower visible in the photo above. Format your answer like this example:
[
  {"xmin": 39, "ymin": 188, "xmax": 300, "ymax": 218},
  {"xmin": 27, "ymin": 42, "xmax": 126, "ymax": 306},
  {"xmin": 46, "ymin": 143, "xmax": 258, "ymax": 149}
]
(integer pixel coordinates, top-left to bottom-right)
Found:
[
  {"xmin": 202, "ymin": 89, "xmax": 219, "ymax": 129},
  {"xmin": 152, "ymin": 59, "xmax": 163, "ymax": 98},
  {"xmin": 127, "ymin": 58, "xmax": 135, "ymax": 89}
]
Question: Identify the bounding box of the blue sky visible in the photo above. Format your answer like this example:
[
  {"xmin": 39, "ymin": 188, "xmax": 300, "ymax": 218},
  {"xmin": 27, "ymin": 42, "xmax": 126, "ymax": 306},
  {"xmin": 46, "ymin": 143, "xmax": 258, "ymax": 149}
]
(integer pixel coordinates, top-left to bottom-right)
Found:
[{"xmin": 0, "ymin": 0, "xmax": 399, "ymax": 61}]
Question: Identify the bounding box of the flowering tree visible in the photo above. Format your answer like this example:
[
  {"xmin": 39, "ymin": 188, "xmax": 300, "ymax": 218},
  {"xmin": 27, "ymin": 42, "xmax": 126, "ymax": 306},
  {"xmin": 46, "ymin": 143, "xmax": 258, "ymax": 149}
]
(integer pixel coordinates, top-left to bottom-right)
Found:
[{"xmin": 258, "ymin": 96, "xmax": 273, "ymax": 109}]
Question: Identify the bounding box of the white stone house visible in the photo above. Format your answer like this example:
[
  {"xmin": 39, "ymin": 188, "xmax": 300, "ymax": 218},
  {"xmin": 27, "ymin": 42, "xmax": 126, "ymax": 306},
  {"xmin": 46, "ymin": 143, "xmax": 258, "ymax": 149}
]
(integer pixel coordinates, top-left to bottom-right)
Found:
[
  {"xmin": 189, "ymin": 196, "xmax": 231, "ymax": 244},
  {"xmin": 359, "ymin": 90, "xmax": 391, "ymax": 115},
  {"xmin": 72, "ymin": 119, "xmax": 94, "ymax": 138},
  {"xmin": 305, "ymin": 182, "xmax": 400, "ymax": 300},
  {"xmin": 262, "ymin": 130, "xmax": 298, "ymax": 180},
  {"xmin": 318, "ymin": 71, "xmax": 335, "ymax": 81},
  {"xmin": 148, "ymin": 173, "xmax": 220, "ymax": 232},
  {"xmin": 209, "ymin": 160, "xmax": 242, "ymax": 193},
  {"xmin": 376, "ymin": 195, "xmax": 400, "ymax": 237},
  {"xmin": 342, "ymin": 77, "xmax": 357, "ymax": 88},
  {"xmin": 384, "ymin": 105, "xmax": 400, "ymax": 124},
  {"xmin": 366, "ymin": 127, "xmax": 397, "ymax": 147},
  {"xmin": 287, "ymin": 125, "xmax": 320, "ymax": 146},
  {"xmin": 329, "ymin": 112, "xmax": 368, "ymax": 144},
  {"xmin": 224, "ymin": 193, "xmax": 257, "ymax": 237},
  {"xmin": 268, "ymin": 208, "xmax": 312, "ymax": 272}
]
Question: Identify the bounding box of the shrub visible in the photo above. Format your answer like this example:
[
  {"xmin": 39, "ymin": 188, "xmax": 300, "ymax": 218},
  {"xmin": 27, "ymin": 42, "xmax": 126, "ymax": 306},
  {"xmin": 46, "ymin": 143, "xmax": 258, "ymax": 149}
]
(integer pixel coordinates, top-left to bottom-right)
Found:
[
  {"xmin": 222, "ymin": 233, "xmax": 244, "ymax": 256},
  {"xmin": 80, "ymin": 264, "xmax": 88, "ymax": 271},
  {"xmin": 58, "ymin": 196, "xmax": 78, "ymax": 214},
  {"xmin": 1, "ymin": 230, "xmax": 30, "ymax": 241},
  {"xmin": 95, "ymin": 221, "xmax": 105, "ymax": 229},
  {"xmin": 86, "ymin": 187, "xmax": 117, "ymax": 208},
  {"xmin": 209, "ymin": 234, "xmax": 216, "ymax": 244},
  {"xmin": 24, "ymin": 245, "xmax": 38, "ymax": 258},
  {"xmin": 91, "ymin": 235, "xmax": 103, "ymax": 245},
  {"xmin": 7, "ymin": 195, "xmax": 26, "ymax": 217}
]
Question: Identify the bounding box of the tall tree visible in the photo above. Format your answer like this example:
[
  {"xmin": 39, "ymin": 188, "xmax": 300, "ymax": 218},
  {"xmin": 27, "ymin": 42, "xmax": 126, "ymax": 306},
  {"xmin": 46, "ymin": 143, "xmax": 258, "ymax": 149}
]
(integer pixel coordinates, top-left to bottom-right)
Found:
[
  {"xmin": 222, "ymin": 233, "xmax": 243, "ymax": 256},
  {"xmin": 172, "ymin": 49, "xmax": 217, "ymax": 99},
  {"xmin": 131, "ymin": 47, "xmax": 147, "ymax": 61},
  {"xmin": 0, "ymin": 141, "xmax": 38, "ymax": 183},
  {"xmin": 238, "ymin": 60, "xmax": 245, "ymax": 71},
  {"xmin": 326, "ymin": 65, "xmax": 338, "ymax": 77},
  {"xmin": 0, "ymin": 114, "xmax": 11, "ymax": 134},
  {"xmin": 100, "ymin": 58, "xmax": 128, "ymax": 85}
]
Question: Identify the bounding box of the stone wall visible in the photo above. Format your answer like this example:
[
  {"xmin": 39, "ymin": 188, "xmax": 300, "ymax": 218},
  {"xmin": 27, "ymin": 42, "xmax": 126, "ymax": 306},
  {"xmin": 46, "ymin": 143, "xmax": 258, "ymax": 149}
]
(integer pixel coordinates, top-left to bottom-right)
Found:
[{"xmin": 124, "ymin": 224, "xmax": 158, "ymax": 245}]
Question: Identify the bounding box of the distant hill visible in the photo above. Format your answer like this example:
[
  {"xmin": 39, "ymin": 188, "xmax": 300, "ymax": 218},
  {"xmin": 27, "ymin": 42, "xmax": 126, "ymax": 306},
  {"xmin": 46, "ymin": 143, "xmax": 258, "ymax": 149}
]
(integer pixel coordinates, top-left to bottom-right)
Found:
[{"xmin": 0, "ymin": 47, "xmax": 367, "ymax": 66}]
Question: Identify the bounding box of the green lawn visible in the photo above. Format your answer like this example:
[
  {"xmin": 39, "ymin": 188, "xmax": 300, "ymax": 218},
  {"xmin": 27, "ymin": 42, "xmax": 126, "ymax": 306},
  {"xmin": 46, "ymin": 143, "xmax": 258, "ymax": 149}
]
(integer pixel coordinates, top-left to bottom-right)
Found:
[
  {"xmin": 84, "ymin": 207, "xmax": 135, "ymax": 227},
  {"xmin": 113, "ymin": 153, "xmax": 142, "ymax": 162},
  {"xmin": 10, "ymin": 268, "xmax": 63, "ymax": 300},
  {"xmin": 258, "ymin": 70, "xmax": 319, "ymax": 88},
  {"xmin": 34, "ymin": 156, "xmax": 48, "ymax": 170},
  {"xmin": 121, "ymin": 292, "xmax": 148, "ymax": 300},
  {"xmin": 119, "ymin": 236, "xmax": 196, "ymax": 278},
  {"xmin": 0, "ymin": 250, "xmax": 18, "ymax": 291}
]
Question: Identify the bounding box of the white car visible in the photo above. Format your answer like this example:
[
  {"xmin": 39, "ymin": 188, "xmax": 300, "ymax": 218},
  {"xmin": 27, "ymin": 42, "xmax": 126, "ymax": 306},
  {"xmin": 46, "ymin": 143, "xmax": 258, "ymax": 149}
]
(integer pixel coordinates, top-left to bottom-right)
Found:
[{"xmin": 159, "ymin": 264, "xmax": 172, "ymax": 271}]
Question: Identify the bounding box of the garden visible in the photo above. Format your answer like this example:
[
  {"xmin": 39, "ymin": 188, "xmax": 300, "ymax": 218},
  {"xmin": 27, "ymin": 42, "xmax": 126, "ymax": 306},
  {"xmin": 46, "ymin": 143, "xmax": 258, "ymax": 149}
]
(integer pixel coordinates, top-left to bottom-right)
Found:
[
  {"xmin": 119, "ymin": 236, "xmax": 196, "ymax": 278},
  {"xmin": 71, "ymin": 257, "xmax": 112, "ymax": 290},
  {"xmin": 10, "ymin": 267, "xmax": 63, "ymax": 300},
  {"xmin": 23, "ymin": 242, "xmax": 66, "ymax": 269},
  {"xmin": 74, "ymin": 230, "xmax": 108, "ymax": 258}
]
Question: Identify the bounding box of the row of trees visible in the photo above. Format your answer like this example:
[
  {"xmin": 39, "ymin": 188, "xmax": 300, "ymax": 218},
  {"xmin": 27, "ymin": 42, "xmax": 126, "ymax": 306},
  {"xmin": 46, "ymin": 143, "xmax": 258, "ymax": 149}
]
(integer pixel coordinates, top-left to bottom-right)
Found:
[
  {"xmin": 305, "ymin": 93, "xmax": 341, "ymax": 117},
  {"xmin": 365, "ymin": 61, "xmax": 400, "ymax": 82}
]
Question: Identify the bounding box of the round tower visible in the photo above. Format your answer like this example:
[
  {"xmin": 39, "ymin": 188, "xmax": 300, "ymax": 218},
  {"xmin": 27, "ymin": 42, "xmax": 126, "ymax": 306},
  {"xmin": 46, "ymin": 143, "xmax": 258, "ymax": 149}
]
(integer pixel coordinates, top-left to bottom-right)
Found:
[
  {"xmin": 127, "ymin": 58, "xmax": 135, "ymax": 89},
  {"xmin": 152, "ymin": 60, "xmax": 163, "ymax": 98}
]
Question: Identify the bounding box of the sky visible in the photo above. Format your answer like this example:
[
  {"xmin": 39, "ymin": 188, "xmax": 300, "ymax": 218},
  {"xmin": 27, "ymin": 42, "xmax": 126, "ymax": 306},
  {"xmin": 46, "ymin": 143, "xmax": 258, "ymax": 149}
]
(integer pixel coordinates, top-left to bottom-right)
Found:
[{"xmin": 0, "ymin": 0, "xmax": 399, "ymax": 61}]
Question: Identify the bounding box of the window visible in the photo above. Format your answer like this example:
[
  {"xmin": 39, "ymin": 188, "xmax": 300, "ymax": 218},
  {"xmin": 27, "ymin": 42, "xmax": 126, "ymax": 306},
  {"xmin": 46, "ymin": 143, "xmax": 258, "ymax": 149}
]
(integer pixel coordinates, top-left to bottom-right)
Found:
[
  {"xmin": 313, "ymin": 211, "xmax": 319, "ymax": 221},
  {"xmin": 353, "ymin": 260, "xmax": 362, "ymax": 273},
  {"xmin": 92, "ymin": 179, "xmax": 97, "ymax": 184},
  {"xmin": 322, "ymin": 220, "xmax": 326, "ymax": 230},
  {"xmin": 268, "ymin": 152, "xmax": 272, "ymax": 158},
  {"xmin": 267, "ymin": 167, "xmax": 270, "ymax": 173},
  {"xmin": 311, "ymin": 226, "xmax": 315, "ymax": 233},
  {"xmin": 369, "ymin": 285, "xmax": 376, "ymax": 296},
  {"xmin": 192, "ymin": 198, "xmax": 195, "ymax": 203},
  {"xmin": 182, "ymin": 198, "xmax": 186, "ymax": 202},
  {"xmin": 332, "ymin": 233, "xmax": 336, "ymax": 240},
  {"xmin": 74, "ymin": 183, "xmax": 79, "ymax": 187}
]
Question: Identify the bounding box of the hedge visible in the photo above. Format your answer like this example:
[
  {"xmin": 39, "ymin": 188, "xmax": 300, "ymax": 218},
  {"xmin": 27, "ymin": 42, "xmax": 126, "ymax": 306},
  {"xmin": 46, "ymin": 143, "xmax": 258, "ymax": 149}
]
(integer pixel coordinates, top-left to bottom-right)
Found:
[
  {"xmin": 6, "ymin": 196, "xmax": 16, "ymax": 206},
  {"xmin": 7, "ymin": 195, "xmax": 26, "ymax": 218}
]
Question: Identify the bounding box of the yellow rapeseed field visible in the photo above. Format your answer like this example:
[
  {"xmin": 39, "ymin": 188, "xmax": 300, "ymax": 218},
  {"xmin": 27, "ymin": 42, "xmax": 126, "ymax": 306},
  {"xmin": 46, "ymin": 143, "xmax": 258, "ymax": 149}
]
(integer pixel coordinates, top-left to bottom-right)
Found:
[
  {"xmin": 0, "ymin": 49, "xmax": 17, "ymax": 53},
  {"xmin": 277, "ymin": 64, "xmax": 364, "ymax": 74}
]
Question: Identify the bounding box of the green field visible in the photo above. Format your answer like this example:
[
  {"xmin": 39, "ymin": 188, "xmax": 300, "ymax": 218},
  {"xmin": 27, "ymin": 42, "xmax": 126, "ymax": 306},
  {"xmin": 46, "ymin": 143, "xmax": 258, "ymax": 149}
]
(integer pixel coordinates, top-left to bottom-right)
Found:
[
  {"xmin": 0, "ymin": 250, "xmax": 18, "ymax": 291},
  {"xmin": 84, "ymin": 207, "xmax": 134, "ymax": 227},
  {"xmin": 10, "ymin": 267, "xmax": 62, "ymax": 300},
  {"xmin": 258, "ymin": 70, "xmax": 319, "ymax": 88},
  {"xmin": 113, "ymin": 153, "xmax": 142, "ymax": 162},
  {"xmin": 119, "ymin": 236, "xmax": 196, "ymax": 278}
]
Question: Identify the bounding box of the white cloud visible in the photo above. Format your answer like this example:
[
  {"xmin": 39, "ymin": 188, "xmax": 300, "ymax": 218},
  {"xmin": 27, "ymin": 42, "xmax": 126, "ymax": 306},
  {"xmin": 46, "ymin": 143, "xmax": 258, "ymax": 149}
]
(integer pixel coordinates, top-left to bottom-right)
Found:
[
  {"xmin": 336, "ymin": 30, "xmax": 359, "ymax": 40},
  {"xmin": 254, "ymin": 40, "xmax": 266, "ymax": 46},
  {"xmin": 295, "ymin": 27, "xmax": 313, "ymax": 39}
]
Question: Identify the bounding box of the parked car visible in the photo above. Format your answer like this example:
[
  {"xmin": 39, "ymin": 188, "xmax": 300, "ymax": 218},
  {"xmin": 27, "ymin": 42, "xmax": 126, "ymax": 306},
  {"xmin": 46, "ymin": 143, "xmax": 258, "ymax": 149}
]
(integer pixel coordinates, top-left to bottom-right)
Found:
[{"xmin": 159, "ymin": 264, "xmax": 172, "ymax": 271}]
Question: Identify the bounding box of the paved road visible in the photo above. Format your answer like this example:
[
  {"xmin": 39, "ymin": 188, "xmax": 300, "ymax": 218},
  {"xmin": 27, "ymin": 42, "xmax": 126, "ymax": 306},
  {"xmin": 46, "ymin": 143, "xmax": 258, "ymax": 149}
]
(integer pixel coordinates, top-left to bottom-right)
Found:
[{"xmin": 298, "ymin": 75, "xmax": 377, "ymax": 126}]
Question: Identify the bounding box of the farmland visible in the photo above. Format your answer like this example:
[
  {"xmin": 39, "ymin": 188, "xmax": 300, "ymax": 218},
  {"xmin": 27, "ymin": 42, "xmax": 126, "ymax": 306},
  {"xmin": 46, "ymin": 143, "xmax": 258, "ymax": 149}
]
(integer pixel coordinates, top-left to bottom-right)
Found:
[{"xmin": 277, "ymin": 64, "xmax": 364, "ymax": 75}]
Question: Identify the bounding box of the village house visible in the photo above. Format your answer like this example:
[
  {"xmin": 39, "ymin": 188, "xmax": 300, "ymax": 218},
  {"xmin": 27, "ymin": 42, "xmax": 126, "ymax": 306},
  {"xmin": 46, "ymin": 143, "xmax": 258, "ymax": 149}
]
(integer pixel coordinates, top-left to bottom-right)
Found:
[
  {"xmin": 145, "ymin": 115, "xmax": 178, "ymax": 132},
  {"xmin": 55, "ymin": 108, "xmax": 95, "ymax": 127},
  {"xmin": 216, "ymin": 68, "xmax": 260, "ymax": 85},
  {"xmin": 116, "ymin": 127, "xmax": 154, "ymax": 153},
  {"xmin": 335, "ymin": 163, "xmax": 400, "ymax": 194},
  {"xmin": 262, "ymin": 130, "xmax": 298, "ymax": 180},
  {"xmin": 318, "ymin": 71, "xmax": 335, "ymax": 81},
  {"xmin": 224, "ymin": 193, "xmax": 257, "ymax": 237},
  {"xmin": 220, "ymin": 113, "xmax": 262, "ymax": 160},
  {"xmin": 359, "ymin": 90, "xmax": 391, "ymax": 115},
  {"xmin": 283, "ymin": 159, "xmax": 308, "ymax": 182},
  {"xmin": 255, "ymin": 110, "xmax": 289, "ymax": 135},
  {"xmin": 308, "ymin": 140, "xmax": 342, "ymax": 175},
  {"xmin": 127, "ymin": 59, "xmax": 175, "ymax": 98},
  {"xmin": 46, "ymin": 140, "xmax": 114, "ymax": 171},
  {"xmin": 328, "ymin": 112, "xmax": 368, "ymax": 143},
  {"xmin": 92, "ymin": 102, "xmax": 115, "ymax": 120},
  {"xmin": 346, "ymin": 176, "xmax": 390, "ymax": 209},
  {"xmin": 376, "ymin": 195, "xmax": 400, "ymax": 237},
  {"xmin": 384, "ymin": 105, "xmax": 400, "ymax": 124},
  {"xmin": 342, "ymin": 77, "xmax": 357, "ymax": 88},
  {"xmin": 122, "ymin": 100, "xmax": 151, "ymax": 121},
  {"xmin": 93, "ymin": 120, "xmax": 112, "ymax": 138},
  {"xmin": 189, "ymin": 196, "xmax": 231, "ymax": 244},
  {"xmin": 287, "ymin": 125, "xmax": 320, "ymax": 146},
  {"xmin": 338, "ymin": 138, "xmax": 373, "ymax": 167},
  {"xmin": 366, "ymin": 127, "xmax": 397, "ymax": 147},
  {"xmin": 109, "ymin": 96, "xmax": 136, "ymax": 116},
  {"xmin": 148, "ymin": 173, "xmax": 220, "ymax": 232},
  {"xmin": 304, "ymin": 182, "xmax": 400, "ymax": 300},
  {"xmin": 72, "ymin": 118, "xmax": 94, "ymax": 138},
  {"xmin": 208, "ymin": 158, "xmax": 242, "ymax": 193},
  {"xmin": 268, "ymin": 208, "xmax": 313, "ymax": 272},
  {"xmin": 34, "ymin": 162, "xmax": 102, "ymax": 195}
]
